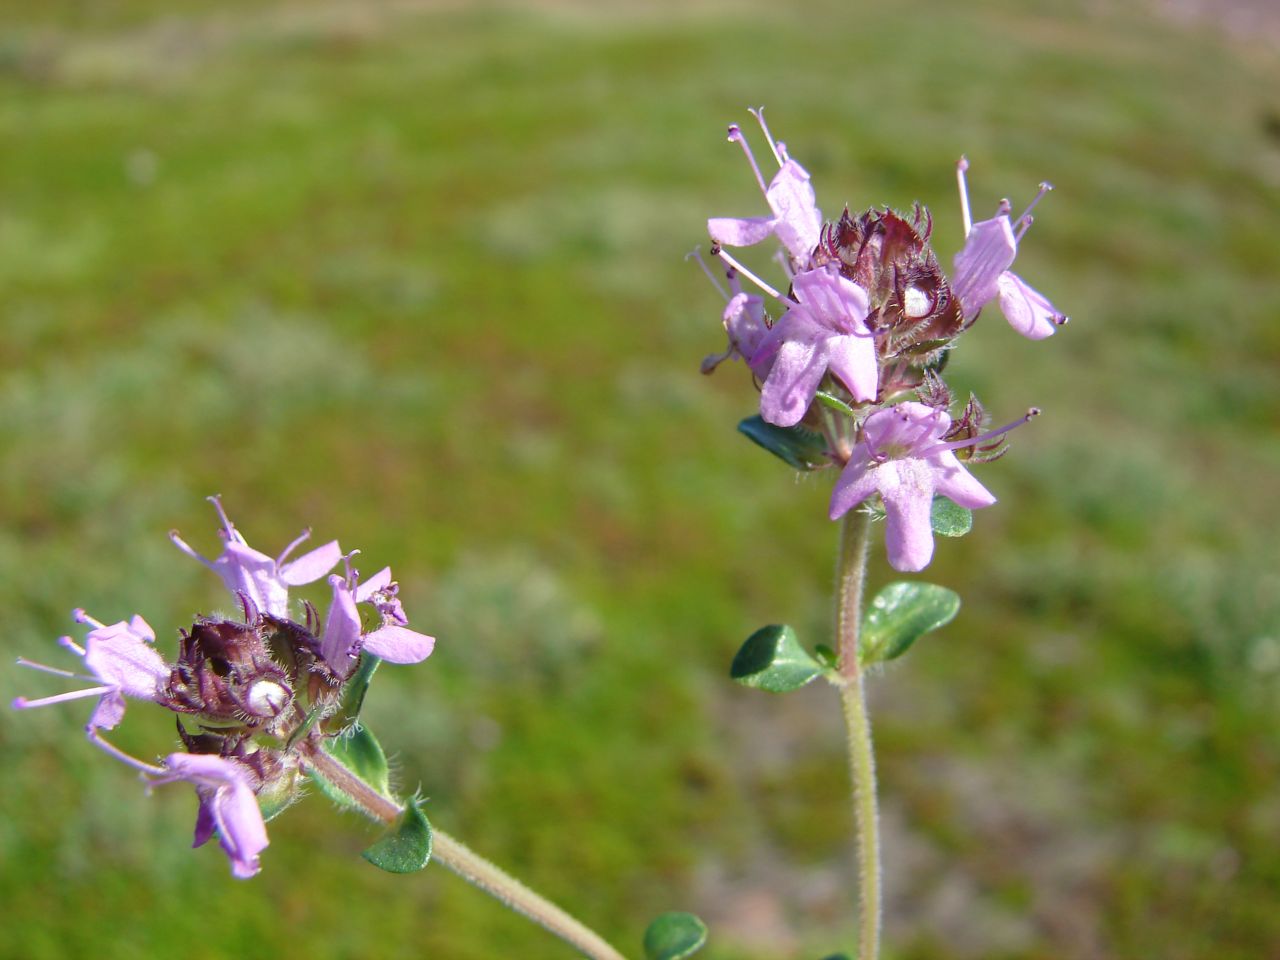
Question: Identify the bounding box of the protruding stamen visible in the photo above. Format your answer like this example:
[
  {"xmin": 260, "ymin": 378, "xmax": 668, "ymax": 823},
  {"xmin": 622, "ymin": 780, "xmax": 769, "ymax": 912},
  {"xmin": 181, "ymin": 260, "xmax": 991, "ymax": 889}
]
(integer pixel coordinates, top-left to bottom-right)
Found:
[
  {"xmin": 72, "ymin": 608, "xmax": 104, "ymax": 629},
  {"xmin": 710, "ymin": 244, "xmax": 789, "ymax": 304},
  {"xmin": 340, "ymin": 549, "xmax": 363, "ymax": 590},
  {"xmin": 686, "ymin": 247, "xmax": 729, "ymax": 301},
  {"xmin": 1015, "ymin": 181, "xmax": 1053, "ymax": 232},
  {"xmin": 748, "ymin": 106, "xmax": 783, "ymax": 167},
  {"xmin": 727, "ymin": 124, "xmax": 768, "ymax": 195},
  {"xmin": 168, "ymin": 529, "xmax": 212, "ymax": 567},
  {"xmin": 207, "ymin": 494, "xmax": 236, "ymax": 539},
  {"xmin": 1015, "ymin": 214, "xmax": 1034, "ymax": 243},
  {"xmin": 12, "ymin": 685, "xmax": 113, "ymax": 710},
  {"xmin": 775, "ymin": 140, "xmax": 790, "ymax": 164},
  {"xmin": 16, "ymin": 657, "xmax": 94, "ymax": 681},
  {"xmin": 925, "ymin": 408, "xmax": 1041, "ymax": 456},
  {"xmin": 996, "ymin": 198, "xmax": 1012, "ymax": 217},
  {"xmin": 956, "ymin": 156, "xmax": 972, "ymax": 237},
  {"xmin": 87, "ymin": 729, "xmax": 166, "ymax": 776},
  {"xmin": 276, "ymin": 527, "xmax": 312, "ymax": 566},
  {"xmin": 59, "ymin": 635, "xmax": 86, "ymax": 656},
  {"xmin": 700, "ymin": 348, "xmax": 733, "ymax": 375}
]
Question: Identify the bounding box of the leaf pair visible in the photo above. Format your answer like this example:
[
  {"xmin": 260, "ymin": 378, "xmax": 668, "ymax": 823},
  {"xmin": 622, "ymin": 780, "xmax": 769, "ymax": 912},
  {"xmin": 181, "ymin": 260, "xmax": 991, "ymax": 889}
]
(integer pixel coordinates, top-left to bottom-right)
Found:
[{"xmin": 730, "ymin": 582, "xmax": 961, "ymax": 692}]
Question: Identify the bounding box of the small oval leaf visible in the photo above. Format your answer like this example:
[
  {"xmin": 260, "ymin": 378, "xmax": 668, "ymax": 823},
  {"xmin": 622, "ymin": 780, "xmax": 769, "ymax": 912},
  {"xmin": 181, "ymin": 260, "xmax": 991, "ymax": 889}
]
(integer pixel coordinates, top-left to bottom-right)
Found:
[
  {"xmin": 643, "ymin": 912, "xmax": 708, "ymax": 960},
  {"xmin": 363, "ymin": 801, "xmax": 432, "ymax": 874},
  {"xmin": 860, "ymin": 582, "xmax": 961, "ymax": 665},
  {"xmin": 730, "ymin": 625, "xmax": 823, "ymax": 692},
  {"xmin": 930, "ymin": 497, "xmax": 973, "ymax": 537},
  {"xmin": 737, "ymin": 415, "xmax": 830, "ymax": 471}
]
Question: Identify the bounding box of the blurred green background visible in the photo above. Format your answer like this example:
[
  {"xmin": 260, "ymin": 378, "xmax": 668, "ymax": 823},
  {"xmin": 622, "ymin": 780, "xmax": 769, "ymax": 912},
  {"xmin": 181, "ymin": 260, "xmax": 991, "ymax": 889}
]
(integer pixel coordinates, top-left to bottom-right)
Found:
[{"xmin": 2, "ymin": 0, "xmax": 1278, "ymax": 957}]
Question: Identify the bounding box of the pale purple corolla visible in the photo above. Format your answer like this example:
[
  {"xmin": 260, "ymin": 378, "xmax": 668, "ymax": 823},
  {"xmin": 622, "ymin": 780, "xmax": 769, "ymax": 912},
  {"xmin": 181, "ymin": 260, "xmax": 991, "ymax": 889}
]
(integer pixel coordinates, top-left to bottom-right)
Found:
[
  {"xmin": 12, "ymin": 610, "xmax": 169, "ymax": 732},
  {"xmin": 321, "ymin": 564, "xmax": 435, "ymax": 676},
  {"xmin": 159, "ymin": 753, "xmax": 269, "ymax": 880},
  {"xmin": 828, "ymin": 402, "xmax": 1038, "ymax": 572},
  {"xmin": 754, "ymin": 263, "xmax": 877, "ymax": 427},
  {"xmin": 950, "ymin": 158, "xmax": 1066, "ymax": 340},
  {"xmin": 170, "ymin": 496, "xmax": 342, "ymax": 619},
  {"xmin": 692, "ymin": 249, "xmax": 773, "ymax": 377},
  {"xmin": 707, "ymin": 109, "xmax": 822, "ymax": 265}
]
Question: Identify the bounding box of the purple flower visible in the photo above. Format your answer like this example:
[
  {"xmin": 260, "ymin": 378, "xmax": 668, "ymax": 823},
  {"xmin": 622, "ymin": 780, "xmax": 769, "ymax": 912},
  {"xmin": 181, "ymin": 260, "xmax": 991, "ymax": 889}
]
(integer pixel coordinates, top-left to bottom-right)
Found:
[
  {"xmin": 707, "ymin": 111, "xmax": 822, "ymax": 264},
  {"xmin": 170, "ymin": 496, "xmax": 341, "ymax": 619},
  {"xmin": 155, "ymin": 753, "xmax": 269, "ymax": 879},
  {"xmin": 829, "ymin": 402, "xmax": 997, "ymax": 572},
  {"xmin": 321, "ymin": 566, "xmax": 435, "ymax": 676},
  {"xmin": 950, "ymin": 159, "xmax": 1065, "ymax": 340},
  {"xmin": 754, "ymin": 264, "xmax": 876, "ymax": 427},
  {"xmin": 13, "ymin": 610, "xmax": 169, "ymax": 732},
  {"xmin": 698, "ymin": 266, "xmax": 773, "ymax": 376}
]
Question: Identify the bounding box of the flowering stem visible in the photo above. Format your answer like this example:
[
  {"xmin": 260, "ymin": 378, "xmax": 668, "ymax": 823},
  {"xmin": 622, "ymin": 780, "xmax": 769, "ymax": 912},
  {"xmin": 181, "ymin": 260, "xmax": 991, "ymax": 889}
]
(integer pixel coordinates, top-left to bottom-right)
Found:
[
  {"xmin": 834, "ymin": 509, "xmax": 881, "ymax": 960},
  {"xmin": 296, "ymin": 741, "xmax": 630, "ymax": 960}
]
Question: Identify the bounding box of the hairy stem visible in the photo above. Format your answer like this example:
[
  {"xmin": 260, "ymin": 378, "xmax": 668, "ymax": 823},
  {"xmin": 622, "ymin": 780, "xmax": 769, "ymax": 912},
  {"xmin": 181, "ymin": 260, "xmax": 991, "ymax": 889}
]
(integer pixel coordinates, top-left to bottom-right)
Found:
[
  {"xmin": 834, "ymin": 510, "xmax": 881, "ymax": 960},
  {"xmin": 297, "ymin": 740, "xmax": 630, "ymax": 960}
]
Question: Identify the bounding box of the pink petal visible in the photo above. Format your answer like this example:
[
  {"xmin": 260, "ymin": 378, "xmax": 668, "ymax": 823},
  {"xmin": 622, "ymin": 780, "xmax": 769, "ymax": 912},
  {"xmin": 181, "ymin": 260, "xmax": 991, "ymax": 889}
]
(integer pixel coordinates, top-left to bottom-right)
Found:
[
  {"xmin": 88, "ymin": 690, "xmax": 127, "ymax": 731},
  {"xmin": 765, "ymin": 160, "xmax": 822, "ymax": 260},
  {"xmin": 162, "ymin": 754, "xmax": 268, "ymax": 879},
  {"xmin": 825, "ymin": 333, "xmax": 878, "ymax": 402},
  {"xmin": 320, "ymin": 577, "xmax": 362, "ymax": 672},
  {"xmin": 829, "ymin": 448, "xmax": 881, "ymax": 519},
  {"xmin": 722, "ymin": 292, "xmax": 768, "ymax": 362},
  {"xmin": 996, "ymin": 271, "xmax": 1061, "ymax": 340},
  {"xmin": 354, "ymin": 566, "xmax": 393, "ymax": 603},
  {"xmin": 707, "ymin": 216, "xmax": 775, "ymax": 248},
  {"xmin": 952, "ymin": 216, "xmax": 1017, "ymax": 320},
  {"xmin": 931, "ymin": 451, "xmax": 997, "ymax": 509},
  {"xmin": 759, "ymin": 328, "xmax": 828, "ymax": 427},
  {"xmin": 83, "ymin": 621, "xmax": 168, "ymax": 701},
  {"xmin": 362, "ymin": 625, "xmax": 436, "ymax": 664},
  {"xmin": 280, "ymin": 540, "xmax": 342, "ymax": 586},
  {"xmin": 862, "ymin": 402, "xmax": 949, "ymax": 453},
  {"xmin": 791, "ymin": 266, "xmax": 869, "ymax": 334},
  {"xmin": 216, "ymin": 542, "xmax": 285, "ymax": 617},
  {"xmin": 877, "ymin": 461, "xmax": 938, "ymax": 572}
]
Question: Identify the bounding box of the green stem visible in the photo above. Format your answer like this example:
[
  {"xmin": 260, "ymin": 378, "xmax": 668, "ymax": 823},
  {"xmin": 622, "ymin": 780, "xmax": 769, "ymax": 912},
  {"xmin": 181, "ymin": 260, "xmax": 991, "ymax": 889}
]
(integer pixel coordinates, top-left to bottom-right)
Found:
[
  {"xmin": 297, "ymin": 741, "xmax": 630, "ymax": 960},
  {"xmin": 834, "ymin": 510, "xmax": 881, "ymax": 960}
]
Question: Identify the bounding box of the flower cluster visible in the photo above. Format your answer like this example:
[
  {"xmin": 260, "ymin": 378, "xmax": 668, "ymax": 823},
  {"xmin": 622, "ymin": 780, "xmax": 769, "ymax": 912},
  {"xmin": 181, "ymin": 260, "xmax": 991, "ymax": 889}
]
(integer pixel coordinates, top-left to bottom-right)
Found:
[
  {"xmin": 701, "ymin": 110, "xmax": 1064, "ymax": 570},
  {"xmin": 12, "ymin": 497, "xmax": 435, "ymax": 878}
]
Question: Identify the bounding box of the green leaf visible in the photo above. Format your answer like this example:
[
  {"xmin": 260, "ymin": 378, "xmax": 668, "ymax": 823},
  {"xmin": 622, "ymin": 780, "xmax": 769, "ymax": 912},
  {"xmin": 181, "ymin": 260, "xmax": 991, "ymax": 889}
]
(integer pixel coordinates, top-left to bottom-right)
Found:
[
  {"xmin": 730, "ymin": 624, "xmax": 823, "ymax": 692},
  {"xmin": 860, "ymin": 582, "xmax": 961, "ymax": 665},
  {"xmin": 325, "ymin": 724, "xmax": 391, "ymax": 797},
  {"xmin": 305, "ymin": 725, "xmax": 393, "ymax": 811},
  {"xmin": 814, "ymin": 390, "xmax": 856, "ymax": 418},
  {"xmin": 813, "ymin": 643, "xmax": 839, "ymax": 669},
  {"xmin": 930, "ymin": 497, "xmax": 973, "ymax": 537},
  {"xmin": 323, "ymin": 653, "xmax": 382, "ymax": 732},
  {"xmin": 363, "ymin": 801, "xmax": 432, "ymax": 874},
  {"xmin": 643, "ymin": 912, "xmax": 708, "ymax": 960},
  {"xmin": 737, "ymin": 415, "xmax": 829, "ymax": 471}
]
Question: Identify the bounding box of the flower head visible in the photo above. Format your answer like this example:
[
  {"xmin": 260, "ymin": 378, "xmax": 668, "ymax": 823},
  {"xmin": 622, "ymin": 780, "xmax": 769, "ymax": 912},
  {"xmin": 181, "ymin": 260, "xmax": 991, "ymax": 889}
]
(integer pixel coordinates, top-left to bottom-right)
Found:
[
  {"xmin": 754, "ymin": 264, "xmax": 876, "ymax": 427},
  {"xmin": 829, "ymin": 402, "xmax": 1007, "ymax": 571},
  {"xmin": 950, "ymin": 158, "xmax": 1066, "ymax": 339},
  {"xmin": 170, "ymin": 496, "xmax": 342, "ymax": 619},
  {"xmin": 13, "ymin": 610, "xmax": 168, "ymax": 732},
  {"xmin": 13, "ymin": 498, "xmax": 439, "ymax": 879}
]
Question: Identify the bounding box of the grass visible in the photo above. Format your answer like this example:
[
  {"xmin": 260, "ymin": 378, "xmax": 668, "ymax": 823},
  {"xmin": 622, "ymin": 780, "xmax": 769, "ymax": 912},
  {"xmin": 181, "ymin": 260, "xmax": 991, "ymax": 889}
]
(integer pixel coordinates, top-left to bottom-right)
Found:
[{"xmin": 1, "ymin": 0, "xmax": 1279, "ymax": 957}]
